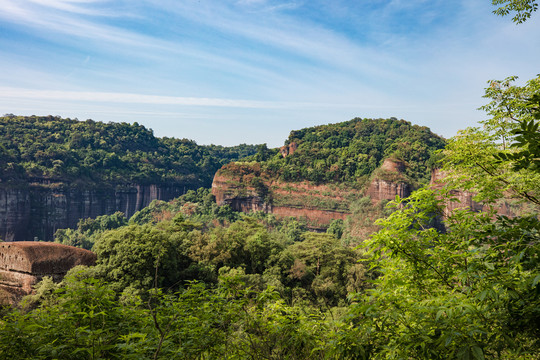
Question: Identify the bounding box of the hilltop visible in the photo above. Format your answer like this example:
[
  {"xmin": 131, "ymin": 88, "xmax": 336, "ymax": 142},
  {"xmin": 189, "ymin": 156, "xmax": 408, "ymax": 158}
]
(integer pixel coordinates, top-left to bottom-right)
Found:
[
  {"xmin": 212, "ymin": 117, "xmax": 446, "ymax": 230},
  {"xmin": 0, "ymin": 115, "xmax": 258, "ymax": 241}
]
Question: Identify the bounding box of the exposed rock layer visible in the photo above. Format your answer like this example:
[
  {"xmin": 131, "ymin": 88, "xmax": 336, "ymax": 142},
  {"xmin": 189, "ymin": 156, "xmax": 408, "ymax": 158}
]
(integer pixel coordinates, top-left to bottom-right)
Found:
[
  {"xmin": 0, "ymin": 241, "xmax": 96, "ymax": 304},
  {"xmin": 429, "ymin": 169, "xmax": 514, "ymax": 217},
  {"xmin": 212, "ymin": 159, "xmax": 411, "ymax": 227},
  {"xmin": 0, "ymin": 182, "xmax": 192, "ymax": 242}
]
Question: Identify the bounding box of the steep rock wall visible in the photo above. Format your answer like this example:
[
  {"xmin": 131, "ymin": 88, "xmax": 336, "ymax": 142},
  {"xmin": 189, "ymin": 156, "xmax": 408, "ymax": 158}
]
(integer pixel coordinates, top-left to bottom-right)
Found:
[
  {"xmin": 429, "ymin": 169, "xmax": 514, "ymax": 218},
  {"xmin": 0, "ymin": 182, "xmax": 191, "ymax": 242},
  {"xmin": 212, "ymin": 159, "xmax": 411, "ymax": 228}
]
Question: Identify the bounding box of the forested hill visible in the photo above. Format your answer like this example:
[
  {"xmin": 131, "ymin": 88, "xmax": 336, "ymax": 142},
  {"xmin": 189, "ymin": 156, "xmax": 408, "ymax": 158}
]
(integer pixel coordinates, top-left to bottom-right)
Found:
[
  {"xmin": 0, "ymin": 115, "xmax": 257, "ymax": 188},
  {"xmin": 240, "ymin": 117, "xmax": 446, "ymax": 187}
]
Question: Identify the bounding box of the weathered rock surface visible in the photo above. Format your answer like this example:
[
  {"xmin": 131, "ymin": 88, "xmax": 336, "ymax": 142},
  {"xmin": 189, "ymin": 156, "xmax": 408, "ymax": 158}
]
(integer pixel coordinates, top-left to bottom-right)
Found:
[
  {"xmin": 365, "ymin": 159, "xmax": 411, "ymax": 203},
  {"xmin": 212, "ymin": 158, "xmax": 411, "ymax": 228},
  {"xmin": 0, "ymin": 241, "xmax": 96, "ymax": 304},
  {"xmin": 429, "ymin": 169, "xmax": 514, "ymax": 217},
  {"xmin": 279, "ymin": 142, "xmax": 298, "ymax": 157},
  {"xmin": 0, "ymin": 182, "xmax": 191, "ymax": 242}
]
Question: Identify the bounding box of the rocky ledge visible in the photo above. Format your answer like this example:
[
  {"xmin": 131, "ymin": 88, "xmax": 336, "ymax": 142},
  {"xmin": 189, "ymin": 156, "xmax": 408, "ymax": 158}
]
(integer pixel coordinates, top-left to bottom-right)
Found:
[
  {"xmin": 212, "ymin": 158, "xmax": 412, "ymax": 228},
  {"xmin": 0, "ymin": 241, "xmax": 96, "ymax": 305}
]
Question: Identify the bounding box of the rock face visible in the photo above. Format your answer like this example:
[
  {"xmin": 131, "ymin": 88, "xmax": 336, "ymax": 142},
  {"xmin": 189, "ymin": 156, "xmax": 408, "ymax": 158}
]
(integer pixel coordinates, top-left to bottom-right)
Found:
[
  {"xmin": 212, "ymin": 158, "xmax": 411, "ymax": 229},
  {"xmin": 429, "ymin": 169, "xmax": 514, "ymax": 218},
  {"xmin": 0, "ymin": 182, "xmax": 191, "ymax": 242},
  {"xmin": 279, "ymin": 142, "xmax": 298, "ymax": 158},
  {"xmin": 365, "ymin": 179, "xmax": 410, "ymax": 203},
  {"xmin": 365, "ymin": 159, "xmax": 411, "ymax": 203},
  {"xmin": 0, "ymin": 241, "xmax": 96, "ymax": 304}
]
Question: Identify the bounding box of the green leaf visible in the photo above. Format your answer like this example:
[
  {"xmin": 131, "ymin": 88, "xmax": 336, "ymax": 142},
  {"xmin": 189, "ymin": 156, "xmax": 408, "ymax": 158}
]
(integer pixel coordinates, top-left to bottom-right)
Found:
[{"xmin": 471, "ymin": 346, "xmax": 484, "ymax": 360}]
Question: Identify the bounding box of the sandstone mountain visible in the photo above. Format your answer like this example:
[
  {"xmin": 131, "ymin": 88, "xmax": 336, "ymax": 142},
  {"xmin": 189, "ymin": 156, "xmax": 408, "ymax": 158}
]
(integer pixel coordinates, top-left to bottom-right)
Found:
[
  {"xmin": 212, "ymin": 118, "xmax": 446, "ymax": 229},
  {"xmin": 0, "ymin": 115, "xmax": 257, "ymax": 241}
]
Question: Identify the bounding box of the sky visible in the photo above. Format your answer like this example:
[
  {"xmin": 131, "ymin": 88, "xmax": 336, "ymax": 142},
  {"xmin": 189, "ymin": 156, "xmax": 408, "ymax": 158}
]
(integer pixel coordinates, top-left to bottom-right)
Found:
[{"xmin": 0, "ymin": 0, "xmax": 539, "ymax": 147}]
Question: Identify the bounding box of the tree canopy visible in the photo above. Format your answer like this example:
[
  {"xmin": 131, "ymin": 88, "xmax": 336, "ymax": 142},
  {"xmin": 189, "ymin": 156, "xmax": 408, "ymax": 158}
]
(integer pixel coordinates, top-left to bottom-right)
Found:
[{"xmin": 0, "ymin": 115, "xmax": 257, "ymax": 188}]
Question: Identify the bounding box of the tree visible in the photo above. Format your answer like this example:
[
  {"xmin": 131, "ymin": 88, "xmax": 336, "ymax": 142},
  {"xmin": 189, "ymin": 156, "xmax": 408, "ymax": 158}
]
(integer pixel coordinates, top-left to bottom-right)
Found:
[
  {"xmin": 441, "ymin": 75, "xmax": 540, "ymax": 209},
  {"xmin": 92, "ymin": 224, "xmax": 182, "ymax": 292},
  {"xmin": 492, "ymin": 0, "xmax": 538, "ymax": 23}
]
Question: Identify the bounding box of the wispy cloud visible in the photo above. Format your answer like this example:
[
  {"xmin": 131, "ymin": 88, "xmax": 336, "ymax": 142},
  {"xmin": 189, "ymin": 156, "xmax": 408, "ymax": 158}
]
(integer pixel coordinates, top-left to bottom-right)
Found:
[
  {"xmin": 0, "ymin": 87, "xmax": 278, "ymax": 108},
  {"xmin": 0, "ymin": 0, "xmax": 539, "ymax": 145},
  {"xmin": 0, "ymin": 87, "xmax": 374, "ymax": 109}
]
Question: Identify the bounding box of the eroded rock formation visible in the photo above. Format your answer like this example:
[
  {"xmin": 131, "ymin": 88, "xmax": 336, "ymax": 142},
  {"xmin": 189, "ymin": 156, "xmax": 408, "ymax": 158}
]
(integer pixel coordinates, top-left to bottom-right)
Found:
[
  {"xmin": 279, "ymin": 142, "xmax": 298, "ymax": 158},
  {"xmin": 365, "ymin": 159, "xmax": 411, "ymax": 203},
  {"xmin": 0, "ymin": 241, "xmax": 96, "ymax": 304},
  {"xmin": 212, "ymin": 158, "xmax": 411, "ymax": 228},
  {"xmin": 0, "ymin": 182, "xmax": 192, "ymax": 242},
  {"xmin": 429, "ymin": 169, "xmax": 514, "ymax": 218}
]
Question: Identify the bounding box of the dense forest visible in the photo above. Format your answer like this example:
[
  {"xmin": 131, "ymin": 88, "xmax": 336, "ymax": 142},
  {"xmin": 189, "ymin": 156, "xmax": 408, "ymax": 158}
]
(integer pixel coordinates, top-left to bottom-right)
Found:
[
  {"xmin": 237, "ymin": 117, "xmax": 445, "ymax": 187},
  {"xmin": 0, "ymin": 115, "xmax": 257, "ymax": 187},
  {"xmin": 1, "ymin": 2, "xmax": 540, "ymax": 359}
]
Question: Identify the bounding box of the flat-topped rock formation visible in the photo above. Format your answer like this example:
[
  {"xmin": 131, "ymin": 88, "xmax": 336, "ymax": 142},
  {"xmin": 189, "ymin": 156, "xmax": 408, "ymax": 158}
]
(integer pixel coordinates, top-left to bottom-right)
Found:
[
  {"xmin": 365, "ymin": 159, "xmax": 411, "ymax": 203},
  {"xmin": 0, "ymin": 241, "xmax": 96, "ymax": 305}
]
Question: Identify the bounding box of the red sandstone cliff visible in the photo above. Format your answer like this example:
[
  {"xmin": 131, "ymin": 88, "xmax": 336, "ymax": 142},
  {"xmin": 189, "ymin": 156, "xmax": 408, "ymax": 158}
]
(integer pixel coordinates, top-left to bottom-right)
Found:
[
  {"xmin": 429, "ymin": 168, "xmax": 514, "ymax": 218},
  {"xmin": 212, "ymin": 158, "xmax": 412, "ymax": 228}
]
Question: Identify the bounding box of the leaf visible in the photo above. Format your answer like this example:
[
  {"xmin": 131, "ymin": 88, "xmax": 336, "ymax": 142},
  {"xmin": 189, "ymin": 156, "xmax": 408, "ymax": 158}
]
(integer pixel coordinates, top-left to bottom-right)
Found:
[
  {"xmin": 532, "ymin": 273, "xmax": 540, "ymax": 287},
  {"xmin": 471, "ymin": 345, "xmax": 484, "ymax": 360}
]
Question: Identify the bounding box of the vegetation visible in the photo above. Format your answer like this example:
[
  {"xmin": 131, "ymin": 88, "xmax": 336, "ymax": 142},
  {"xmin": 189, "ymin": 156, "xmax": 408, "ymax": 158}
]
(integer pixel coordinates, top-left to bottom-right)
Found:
[
  {"xmin": 0, "ymin": 115, "xmax": 257, "ymax": 187},
  {"xmin": 226, "ymin": 117, "xmax": 446, "ymax": 187}
]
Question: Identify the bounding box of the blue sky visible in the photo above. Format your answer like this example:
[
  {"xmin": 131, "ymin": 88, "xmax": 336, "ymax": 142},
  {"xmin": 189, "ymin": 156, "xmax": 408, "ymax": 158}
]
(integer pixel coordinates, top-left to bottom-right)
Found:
[{"xmin": 0, "ymin": 0, "xmax": 539, "ymax": 146}]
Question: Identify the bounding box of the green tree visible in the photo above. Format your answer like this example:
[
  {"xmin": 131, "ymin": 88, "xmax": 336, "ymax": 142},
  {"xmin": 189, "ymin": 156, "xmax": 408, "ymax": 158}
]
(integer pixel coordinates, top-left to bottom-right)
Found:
[
  {"xmin": 441, "ymin": 75, "xmax": 540, "ymax": 209},
  {"xmin": 92, "ymin": 224, "xmax": 182, "ymax": 292},
  {"xmin": 492, "ymin": 0, "xmax": 538, "ymax": 23},
  {"xmin": 341, "ymin": 189, "xmax": 540, "ymax": 359}
]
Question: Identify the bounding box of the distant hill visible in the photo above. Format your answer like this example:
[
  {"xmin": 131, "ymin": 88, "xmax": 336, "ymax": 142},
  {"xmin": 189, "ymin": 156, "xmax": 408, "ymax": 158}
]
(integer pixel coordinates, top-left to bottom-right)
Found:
[
  {"xmin": 0, "ymin": 115, "xmax": 258, "ymax": 241},
  {"xmin": 0, "ymin": 115, "xmax": 258, "ymax": 187},
  {"xmin": 212, "ymin": 117, "xmax": 446, "ymax": 230}
]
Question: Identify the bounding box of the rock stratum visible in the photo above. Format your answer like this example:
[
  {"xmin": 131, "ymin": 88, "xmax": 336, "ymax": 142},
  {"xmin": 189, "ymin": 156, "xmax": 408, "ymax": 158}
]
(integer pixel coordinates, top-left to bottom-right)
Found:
[
  {"xmin": 0, "ymin": 181, "xmax": 190, "ymax": 242},
  {"xmin": 212, "ymin": 158, "xmax": 412, "ymax": 229},
  {"xmin": 0, "ymin": 241, "xmax": 96, "ymax": 304},
  {"xmin": 212, "ymin": 159, "xmax": 515, "ymax": 230}
]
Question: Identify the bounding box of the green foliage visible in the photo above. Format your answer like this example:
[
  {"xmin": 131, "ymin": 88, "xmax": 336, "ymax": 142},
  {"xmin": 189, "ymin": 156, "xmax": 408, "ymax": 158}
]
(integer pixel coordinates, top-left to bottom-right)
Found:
[
  {"xmin": 91, "ymin": 223, "xmax": 197, "ymax": 293},
  {"xmin": 0, "ymin": 271, "xmax": 334, "ymax": 359},
  {"xmin": 442, "ymin": 76, "xmax": 540, "ymax": 208},
  {"xmin": 0, "ymin": 115, "xmax": 257, "ymax": 187},
  {"xmin": 239, "ymin": 117, "xmax": 445, "ymax": 186},
  {"xmin": 327, "ymin": 219, "xmax": 344, "ymax": 239},
  {"xmin": 287, "ymin": 233, "xmax": 364, "ymax": 306},
  {"xmin": 55, "ymin": 212, "xmax": 128, "ymax": 250},
  {"xmin": 492, "ymin": 0, "xmax": 538, "ymax": 23},
  {"xmin": 340, "ymin": 189, "xmax": 540, "ymax": 359}
]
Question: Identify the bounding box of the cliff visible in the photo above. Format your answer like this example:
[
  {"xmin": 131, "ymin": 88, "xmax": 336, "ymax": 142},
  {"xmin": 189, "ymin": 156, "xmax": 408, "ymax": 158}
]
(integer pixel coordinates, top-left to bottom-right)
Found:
[
  {"xmin": 365, "ymin": 159, "xmax": 411, "ymax": 203},
  {"xmin": 0, "ymin": 181, "xmax": 193, "ymax": 242},
  {"xmin": 0, "ymin": 242, "xmax": 96, "ymax": 304},
  {"xmin": 0, "ymin": 115, "xmax": 259, "ymax": 241},
  {"xmin": 429, "ymin": 169, "xmax": 514, "ymax": 218},
  {"xmin": 212, "ymin": 158, "xmax": 411, "ymax": 229}
]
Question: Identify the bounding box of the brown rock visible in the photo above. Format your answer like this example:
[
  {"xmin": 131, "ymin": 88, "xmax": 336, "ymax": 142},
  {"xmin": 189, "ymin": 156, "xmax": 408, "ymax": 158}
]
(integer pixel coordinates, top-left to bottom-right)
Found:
[
  {"xmin": 365, "ymin": 158, "xmax": 411, "ymax": 203},
  {"xmin": 279, "ymin": 142, "xmax": 298, "ymax": 157},
  {"xmin": 0, "ymin": 242, "xmax": 96, "ymax": 304},
  {"xmin": 0, "ymin": 183, "xmax": 191, "ymax": 242},
  {"xmin": 429, "ymin": 168, "xmax": 514, "ymax": 217}
]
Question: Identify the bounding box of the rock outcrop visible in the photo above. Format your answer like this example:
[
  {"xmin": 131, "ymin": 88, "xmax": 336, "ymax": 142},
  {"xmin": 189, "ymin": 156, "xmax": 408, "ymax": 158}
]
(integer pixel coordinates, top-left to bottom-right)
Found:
[
  {"xmin": 0, "ymin": 182, "xmax": 192, "ymax": 242},
  {"xmin": 212, "ymin": 158, "xmax": 411, "ymax": 229},
  {"xmin": 365, "ymin": 159, "xmax": 411, "ymax": 203},
  {"xmin": 0, "ymin": 241, "xmax": 96, "ymax": 304},
  {"xmin": 429, "ymin": 169, "xmax": 514, "ymax": 218},
  {"xmin": 279, "ymin": 142, "xmax": 298, "ymax": 158}
]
